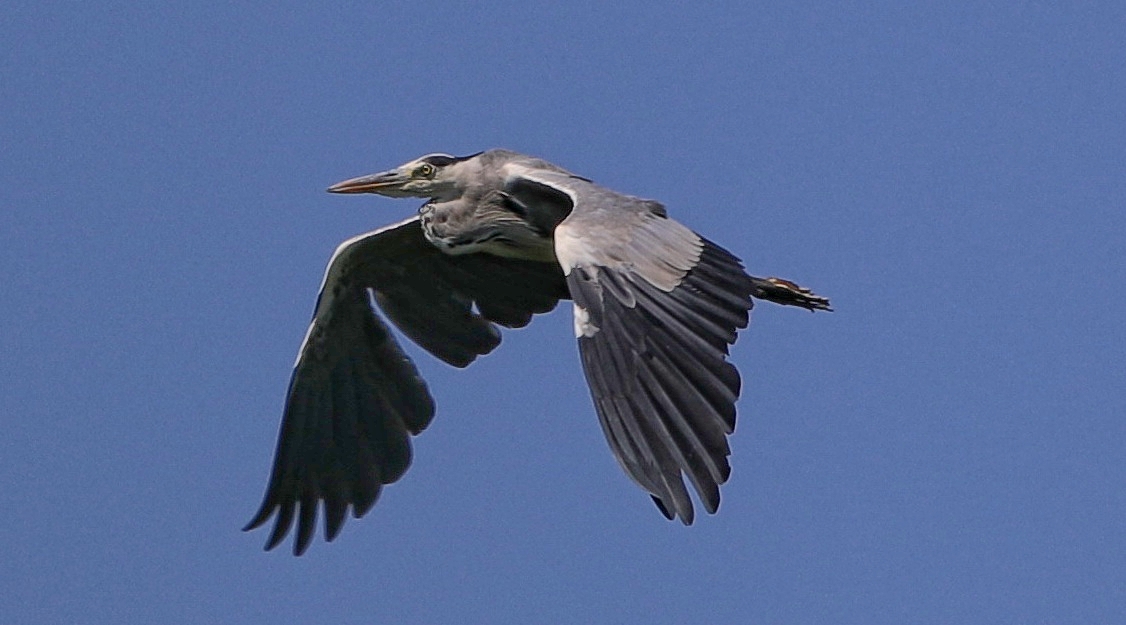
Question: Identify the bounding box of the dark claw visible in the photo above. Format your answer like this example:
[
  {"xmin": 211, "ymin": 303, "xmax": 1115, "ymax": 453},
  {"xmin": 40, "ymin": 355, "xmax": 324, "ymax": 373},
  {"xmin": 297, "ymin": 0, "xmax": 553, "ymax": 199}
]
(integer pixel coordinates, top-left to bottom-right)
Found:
[{"xmin": 750, "ymin": 277, "xmax": 832, "ymax": 312}]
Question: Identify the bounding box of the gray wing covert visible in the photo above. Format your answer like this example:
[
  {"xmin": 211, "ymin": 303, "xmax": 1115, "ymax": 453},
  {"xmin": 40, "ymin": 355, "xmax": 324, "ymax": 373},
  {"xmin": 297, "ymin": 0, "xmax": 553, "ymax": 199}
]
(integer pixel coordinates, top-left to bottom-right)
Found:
[
  {"xmin": 245, "ymin": 217, "xmax": 566, "ymax": 555},
  {"xmin": 509, "ymin": 170, "xmax": 755, "ymax": 523},
  {"xmin": 565, "ymin": 240, "xmax": 754, "ymax": 523}
]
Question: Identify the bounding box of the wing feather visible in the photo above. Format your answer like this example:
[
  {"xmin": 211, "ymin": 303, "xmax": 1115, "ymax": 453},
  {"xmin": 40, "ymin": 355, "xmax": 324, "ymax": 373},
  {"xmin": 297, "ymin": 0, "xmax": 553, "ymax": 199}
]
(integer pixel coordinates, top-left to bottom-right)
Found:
[
  {"xmin": 245, "ymin": 217, "xmax": 565, "ymax": 554},
  {"xmin": 535, "ymin": 172, "xmax": 754, "ymax": 523}
]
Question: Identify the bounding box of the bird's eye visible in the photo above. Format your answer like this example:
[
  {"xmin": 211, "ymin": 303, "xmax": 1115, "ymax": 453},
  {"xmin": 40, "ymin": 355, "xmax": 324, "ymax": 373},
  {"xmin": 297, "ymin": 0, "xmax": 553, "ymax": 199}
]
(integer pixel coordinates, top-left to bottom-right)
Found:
[{"xmin": 416, "ymin": 163, "xmax": 436, "ymax": 178}]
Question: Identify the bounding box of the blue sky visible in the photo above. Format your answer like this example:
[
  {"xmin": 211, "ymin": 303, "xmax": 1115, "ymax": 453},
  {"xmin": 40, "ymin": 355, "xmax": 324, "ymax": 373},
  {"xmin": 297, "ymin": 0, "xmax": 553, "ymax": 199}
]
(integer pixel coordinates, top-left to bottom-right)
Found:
[{"xmin": 3, "ymin": 2, "xmax": 1124, "ymax": 623}]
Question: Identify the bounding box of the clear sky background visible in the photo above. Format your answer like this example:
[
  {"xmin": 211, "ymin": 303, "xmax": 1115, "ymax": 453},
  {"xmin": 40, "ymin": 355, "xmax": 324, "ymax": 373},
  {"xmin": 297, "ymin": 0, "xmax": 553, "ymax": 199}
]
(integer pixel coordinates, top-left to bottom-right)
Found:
[{"xmin": 3, "ymin": 2, "xmax": 1124, "ymax": 623}]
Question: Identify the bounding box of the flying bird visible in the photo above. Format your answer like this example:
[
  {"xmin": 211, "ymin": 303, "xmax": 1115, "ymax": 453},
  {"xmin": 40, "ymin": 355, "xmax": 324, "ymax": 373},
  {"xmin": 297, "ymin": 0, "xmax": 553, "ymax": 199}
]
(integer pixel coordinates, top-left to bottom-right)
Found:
[{"xmin": 245, "ymin": 149, "xmax": 830, "ymax": 554}]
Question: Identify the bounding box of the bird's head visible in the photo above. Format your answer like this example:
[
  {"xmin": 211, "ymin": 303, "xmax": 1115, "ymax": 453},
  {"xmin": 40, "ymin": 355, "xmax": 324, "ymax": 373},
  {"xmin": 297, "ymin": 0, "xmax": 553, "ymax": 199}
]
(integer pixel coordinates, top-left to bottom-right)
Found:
[{"xmin": 327, "ymin": 152, "xmax": 482, "ymax": 201}]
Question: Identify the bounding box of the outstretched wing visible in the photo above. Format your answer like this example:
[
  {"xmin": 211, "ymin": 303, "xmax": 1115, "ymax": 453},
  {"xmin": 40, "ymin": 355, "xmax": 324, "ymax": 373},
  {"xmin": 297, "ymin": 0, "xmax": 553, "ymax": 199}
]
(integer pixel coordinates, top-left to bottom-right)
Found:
[
  {"xmin": 245, "ymin": 216, "xmax": 566, "ymax": 555},
  {"xmin": 505, "ymin": 168, "xmax": 755, "ymax": 523}
]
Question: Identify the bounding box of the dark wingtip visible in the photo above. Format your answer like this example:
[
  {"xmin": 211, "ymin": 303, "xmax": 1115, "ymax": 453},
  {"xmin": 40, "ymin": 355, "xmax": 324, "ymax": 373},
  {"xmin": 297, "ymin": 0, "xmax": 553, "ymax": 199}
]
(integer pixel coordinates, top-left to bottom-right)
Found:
[
  {"xmin": 293, "ymin": 537, "xmax": 311, "ymax": 557},
  {"xmin": 263, "ymin": 503, "xmax": 296, "ymax": 552},
  {"xmin": 651, "ymin": 495, "xmax": 697, "ymax": 525},
  {"xmin": 325, "ymin": 517, "xmax": 346, "ymax": 543},
  {"xmin": 244, "ymin": 502, "xmax": 305, "ymax": 554},
  {"xmin": 352, "ymin": 482, "xmax": 382, "ymax": 518},
  {"xmin": 294, "ymin": 501, "xmax": 317, "ymax": 556},
  {"xmin": 680, "ymin": 503, "xmax": 695, "ymax": 525},
  {"xmin": 242, "ymin": 502, "xmax": 274, "ymax": 533},
  {"xmin": 699, "ymin": 485, "xmax": 722, "ymax": 516},
  {"xmin": 264, "ymin": 529, "xmax": 287, "ymax": 552},
  {"xmin": 324, "ymin": 499, "xmax": 347, "ymax": 543}
]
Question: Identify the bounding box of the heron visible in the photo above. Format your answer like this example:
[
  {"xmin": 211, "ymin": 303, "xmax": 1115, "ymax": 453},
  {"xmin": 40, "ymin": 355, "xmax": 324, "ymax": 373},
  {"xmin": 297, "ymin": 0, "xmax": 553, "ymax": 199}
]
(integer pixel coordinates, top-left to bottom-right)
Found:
[{"xmin": 245, "ymin": 149, "xmax": 830, "ymax": 555}]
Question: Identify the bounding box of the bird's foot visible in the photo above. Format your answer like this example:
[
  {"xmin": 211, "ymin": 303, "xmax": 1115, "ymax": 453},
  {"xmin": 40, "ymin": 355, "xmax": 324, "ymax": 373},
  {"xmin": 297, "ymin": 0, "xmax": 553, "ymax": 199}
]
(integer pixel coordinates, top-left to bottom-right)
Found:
[{"xmin": 750, "ymin": 277, "xmax": 832, "ymax": 312}]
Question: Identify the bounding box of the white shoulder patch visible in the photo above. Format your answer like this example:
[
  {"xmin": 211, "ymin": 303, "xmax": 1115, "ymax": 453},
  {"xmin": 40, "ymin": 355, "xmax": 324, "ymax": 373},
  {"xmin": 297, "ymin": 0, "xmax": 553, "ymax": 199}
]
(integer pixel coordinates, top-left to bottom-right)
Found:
[
  {"xmin": 572, "ymin": 303, "xmax": 599, "ymax": 338},
  {"xmin": 554, "ymin": 222, "xmax": 600, "ymax": 276}
]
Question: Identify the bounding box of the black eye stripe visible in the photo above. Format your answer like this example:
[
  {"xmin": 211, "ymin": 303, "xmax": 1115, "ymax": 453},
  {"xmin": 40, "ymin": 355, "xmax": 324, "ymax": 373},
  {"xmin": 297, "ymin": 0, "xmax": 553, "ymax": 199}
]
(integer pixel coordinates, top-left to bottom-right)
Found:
[
  {"xmin": 421, "ymin": 155, "xmax": 455, "ymax": 167},
  {"xmin": 420, "ymin": 151, "xmax": 484, "ymax": 168}
]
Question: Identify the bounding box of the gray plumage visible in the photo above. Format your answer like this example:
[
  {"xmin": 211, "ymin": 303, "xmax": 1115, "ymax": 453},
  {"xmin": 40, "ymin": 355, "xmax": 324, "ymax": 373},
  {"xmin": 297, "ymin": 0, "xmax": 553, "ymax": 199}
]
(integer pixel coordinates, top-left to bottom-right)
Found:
[{"xmin": 245, "ymin": 149, "xmax": 830, "ymax": 555}]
